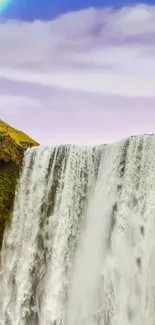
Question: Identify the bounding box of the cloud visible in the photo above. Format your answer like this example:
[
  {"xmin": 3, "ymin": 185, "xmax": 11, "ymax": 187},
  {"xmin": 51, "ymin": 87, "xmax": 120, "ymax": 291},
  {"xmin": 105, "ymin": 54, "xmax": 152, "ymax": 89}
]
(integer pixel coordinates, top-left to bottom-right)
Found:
[
  {"xmin": 0, "ymin": 4, "xmax": 155, "ymax": 143},
  {"xmin": 0, "ymin": 68, "xmax": 154, "ymax": 98},
  {"xmin": 0, "ymin": 5, "xmax": 155, "ymax": 69}
]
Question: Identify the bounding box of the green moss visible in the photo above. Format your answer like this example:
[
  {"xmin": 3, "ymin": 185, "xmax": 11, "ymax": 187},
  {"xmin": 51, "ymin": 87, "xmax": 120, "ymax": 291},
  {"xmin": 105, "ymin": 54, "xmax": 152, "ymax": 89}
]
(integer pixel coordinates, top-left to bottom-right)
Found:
[
  {"xmin": 0, "ymin": 132, "xmax": 4, "ymax": 139},
  {"xmin": 0, "ymin": 120, "xmax": 38, "ymax": 149},
  {"xmin": 0, "ymin": 163, "xmax": 18, "ymax": 216},
  {"xmin": 0, "ymin": 161, "xmax": 19, "ymax": 247},
  {"xmin": 0, "ymin": 120, "xmax": 39, "ymax": 249}
]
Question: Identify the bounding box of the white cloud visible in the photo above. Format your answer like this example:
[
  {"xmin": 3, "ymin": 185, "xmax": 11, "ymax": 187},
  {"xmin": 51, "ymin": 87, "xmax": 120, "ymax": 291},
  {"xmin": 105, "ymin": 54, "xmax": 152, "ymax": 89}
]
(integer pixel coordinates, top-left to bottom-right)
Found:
[
  {"xmin": 0, "ymin": 5, "xmax": 155, "ymax": 97},
  {"xmin": 0, "ymin": 4, "xmax": 155, "ymax": 143},
  {"xmin": 0, "ymin": 68, "xmax": 154, "ymax": 98}
]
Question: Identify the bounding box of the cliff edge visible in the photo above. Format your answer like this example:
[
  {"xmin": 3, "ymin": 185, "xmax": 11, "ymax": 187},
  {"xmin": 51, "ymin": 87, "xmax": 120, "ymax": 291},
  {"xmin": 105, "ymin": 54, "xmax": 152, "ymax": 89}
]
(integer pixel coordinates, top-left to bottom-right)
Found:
[{"xmin": 0, "ymin": 120, "xmax": 39, "ymax": 248}]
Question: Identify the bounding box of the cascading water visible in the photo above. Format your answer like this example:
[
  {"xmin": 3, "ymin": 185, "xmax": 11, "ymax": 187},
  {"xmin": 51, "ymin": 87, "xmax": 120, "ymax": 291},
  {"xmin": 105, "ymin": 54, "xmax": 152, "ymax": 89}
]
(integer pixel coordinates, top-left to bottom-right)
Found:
[{"xmin": 0, "ymin": 135, "xmax": 155, "ymax": 325}]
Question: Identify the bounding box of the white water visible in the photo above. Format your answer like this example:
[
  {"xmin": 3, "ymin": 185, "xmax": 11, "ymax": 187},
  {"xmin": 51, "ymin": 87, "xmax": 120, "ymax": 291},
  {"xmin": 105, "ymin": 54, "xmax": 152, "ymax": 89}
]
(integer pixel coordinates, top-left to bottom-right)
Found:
[{"xmin": 0, "ymin": 136, "xmax": 155, "ymax": 325}]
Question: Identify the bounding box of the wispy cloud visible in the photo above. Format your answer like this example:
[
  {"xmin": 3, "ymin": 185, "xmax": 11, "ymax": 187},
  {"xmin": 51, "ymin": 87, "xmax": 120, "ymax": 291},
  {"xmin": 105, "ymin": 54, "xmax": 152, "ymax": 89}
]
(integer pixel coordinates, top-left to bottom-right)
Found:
[{"xmin": 0, "ymin": 4, "xmax": 155, "ymax": 144}]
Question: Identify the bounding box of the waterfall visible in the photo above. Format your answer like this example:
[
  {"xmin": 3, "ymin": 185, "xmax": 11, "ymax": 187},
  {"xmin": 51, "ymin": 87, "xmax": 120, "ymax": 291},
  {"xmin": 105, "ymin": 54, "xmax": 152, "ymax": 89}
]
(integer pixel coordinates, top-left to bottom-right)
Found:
[{"xmin": 0, "ymin": 136, "xmax": 155, "ymax": 325}]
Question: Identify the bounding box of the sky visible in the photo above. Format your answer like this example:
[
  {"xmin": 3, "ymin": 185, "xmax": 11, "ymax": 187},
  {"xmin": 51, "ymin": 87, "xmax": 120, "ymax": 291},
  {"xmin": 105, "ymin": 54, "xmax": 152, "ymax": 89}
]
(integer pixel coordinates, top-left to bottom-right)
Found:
[{"xmin": 0, "ymin": 0, "xmax": 155, "ymax": 145}]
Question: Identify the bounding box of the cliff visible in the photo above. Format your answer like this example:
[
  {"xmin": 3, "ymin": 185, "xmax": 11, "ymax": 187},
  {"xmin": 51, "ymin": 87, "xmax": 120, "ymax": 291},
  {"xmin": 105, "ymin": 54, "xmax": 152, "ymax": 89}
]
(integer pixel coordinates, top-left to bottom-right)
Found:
[{"xmin": 0, "ymin": 120, "xmax": 39, "ymax": 248}]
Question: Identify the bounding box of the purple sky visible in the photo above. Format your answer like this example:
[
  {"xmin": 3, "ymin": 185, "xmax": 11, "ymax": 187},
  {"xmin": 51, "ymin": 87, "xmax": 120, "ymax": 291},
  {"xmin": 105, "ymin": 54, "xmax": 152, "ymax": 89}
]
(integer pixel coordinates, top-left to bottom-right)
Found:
[{"xmin": 0, "ymin": 5, "xmax": 155, "ymax": 144}]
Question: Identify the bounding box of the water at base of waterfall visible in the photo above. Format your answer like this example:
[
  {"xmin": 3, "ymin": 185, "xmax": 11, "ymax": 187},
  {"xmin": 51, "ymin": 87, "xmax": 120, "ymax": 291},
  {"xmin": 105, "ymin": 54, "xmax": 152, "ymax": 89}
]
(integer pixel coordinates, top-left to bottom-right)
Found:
[{"xmin": 0, "ymin": 136, "xmax": 155, "ymax": 325}]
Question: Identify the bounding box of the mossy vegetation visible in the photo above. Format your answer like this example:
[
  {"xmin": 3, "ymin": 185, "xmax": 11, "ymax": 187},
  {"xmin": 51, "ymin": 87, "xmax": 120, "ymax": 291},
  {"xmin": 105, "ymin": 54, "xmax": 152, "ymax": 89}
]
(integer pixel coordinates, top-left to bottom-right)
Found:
[
  {"xmin": 0, "ymin": 120, "xmax": 39, "ymax": 248},
  {"xmin": 0, "ymin": 120, "xmax": 38, "ymax": 145}
]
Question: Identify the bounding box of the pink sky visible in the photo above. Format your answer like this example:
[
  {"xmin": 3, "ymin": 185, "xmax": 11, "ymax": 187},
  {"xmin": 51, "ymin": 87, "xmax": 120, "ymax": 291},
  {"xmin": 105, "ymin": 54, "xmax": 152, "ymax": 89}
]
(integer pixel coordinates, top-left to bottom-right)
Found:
[{"xmin": 0, "ymin": 5, "xmax": 155, "ymax": 144}]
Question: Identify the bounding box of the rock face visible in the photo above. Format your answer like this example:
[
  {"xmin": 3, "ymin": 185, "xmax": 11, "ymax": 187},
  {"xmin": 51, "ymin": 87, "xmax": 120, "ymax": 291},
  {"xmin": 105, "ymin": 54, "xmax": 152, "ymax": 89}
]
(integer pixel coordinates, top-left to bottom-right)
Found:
[{"xmin": 0, "ymin": 120, "xmax": 39, "ymax": 248}]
